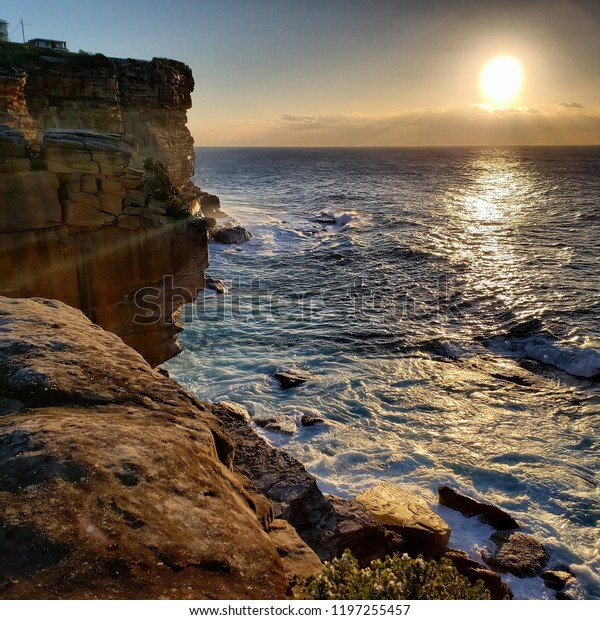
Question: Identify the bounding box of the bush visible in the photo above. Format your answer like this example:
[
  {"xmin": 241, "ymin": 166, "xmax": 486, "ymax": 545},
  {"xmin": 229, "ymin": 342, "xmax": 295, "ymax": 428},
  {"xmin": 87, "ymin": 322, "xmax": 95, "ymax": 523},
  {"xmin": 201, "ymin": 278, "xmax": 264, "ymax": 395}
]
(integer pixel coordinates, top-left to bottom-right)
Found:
[{"xmin": 301, "ymin": 550, "xmax": 490, "ymax": 600}]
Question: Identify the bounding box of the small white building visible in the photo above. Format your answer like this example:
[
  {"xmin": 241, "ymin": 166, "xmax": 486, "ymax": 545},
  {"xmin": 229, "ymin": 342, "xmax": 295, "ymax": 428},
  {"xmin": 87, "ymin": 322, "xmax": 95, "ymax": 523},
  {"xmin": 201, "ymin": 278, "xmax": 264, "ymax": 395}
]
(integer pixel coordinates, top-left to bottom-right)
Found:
[
  {"xmin": 0, "ymin": 19, "xmax": 9, "ymax": 42},
  {"xmin": 28, "ymin": 38, "xmax": 68, "ymax": 51}
]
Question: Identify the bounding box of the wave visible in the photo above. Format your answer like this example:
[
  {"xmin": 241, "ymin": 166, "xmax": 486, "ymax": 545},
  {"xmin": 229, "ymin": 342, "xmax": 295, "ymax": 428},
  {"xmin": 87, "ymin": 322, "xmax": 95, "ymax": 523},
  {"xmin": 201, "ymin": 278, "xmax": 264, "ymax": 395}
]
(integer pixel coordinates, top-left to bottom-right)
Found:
[
  {"xmin": 310, "ymin": 209, "xmax": 359, "ymax": 230},
  {"xmin": 487, "ymin": 330, "xmax": 600, "ymax": 379}
]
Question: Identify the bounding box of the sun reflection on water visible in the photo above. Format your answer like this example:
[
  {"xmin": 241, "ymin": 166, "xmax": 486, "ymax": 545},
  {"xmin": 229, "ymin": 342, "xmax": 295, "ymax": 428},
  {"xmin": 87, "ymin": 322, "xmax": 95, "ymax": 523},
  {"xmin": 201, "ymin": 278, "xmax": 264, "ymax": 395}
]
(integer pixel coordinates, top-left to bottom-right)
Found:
[{"xmin": 438, "ymin": 151, "xmax": 541, "ymax": 328}]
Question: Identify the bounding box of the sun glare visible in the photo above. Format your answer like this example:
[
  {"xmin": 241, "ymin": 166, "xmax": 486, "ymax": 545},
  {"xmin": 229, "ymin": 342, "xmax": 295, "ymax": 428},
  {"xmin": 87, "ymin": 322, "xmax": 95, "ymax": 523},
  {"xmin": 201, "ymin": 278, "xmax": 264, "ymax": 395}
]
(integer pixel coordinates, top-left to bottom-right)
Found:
[{"xmin": 480, "ymin": 56, "xmax": 523, "ymax": 105}]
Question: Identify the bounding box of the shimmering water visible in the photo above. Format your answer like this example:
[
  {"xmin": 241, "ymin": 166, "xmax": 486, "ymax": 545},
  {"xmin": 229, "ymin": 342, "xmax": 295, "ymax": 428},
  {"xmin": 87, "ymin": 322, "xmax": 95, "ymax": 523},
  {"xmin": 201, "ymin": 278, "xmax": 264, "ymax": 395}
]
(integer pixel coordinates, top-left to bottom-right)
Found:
[{"xmin": 165, "ymin": 146, "xmax": 600, "ymax": 599}]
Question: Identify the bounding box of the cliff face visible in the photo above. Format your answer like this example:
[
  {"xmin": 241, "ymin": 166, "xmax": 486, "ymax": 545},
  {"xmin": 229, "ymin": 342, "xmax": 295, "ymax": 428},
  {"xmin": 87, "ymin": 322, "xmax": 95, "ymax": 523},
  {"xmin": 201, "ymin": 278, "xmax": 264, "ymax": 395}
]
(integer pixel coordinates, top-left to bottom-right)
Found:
[
  {"xmin": 0, "ymin": 47, "xmax": 195, "ymax": 187},
  {"xmin": 0, "ymin": 45, "xmax": 210, "ymax": 366},
  {"xmin": 0, "ymin": 297, "xmax": 288, "ymax": 599}
]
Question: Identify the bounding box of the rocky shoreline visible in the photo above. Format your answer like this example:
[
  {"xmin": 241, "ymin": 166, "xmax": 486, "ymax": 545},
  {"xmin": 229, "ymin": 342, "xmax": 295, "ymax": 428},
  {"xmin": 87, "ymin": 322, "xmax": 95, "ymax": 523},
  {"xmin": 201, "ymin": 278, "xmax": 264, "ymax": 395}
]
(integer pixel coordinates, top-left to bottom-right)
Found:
[{"xmin": 0, "ymin": 45, "xmax": 579, "ymax": 600}]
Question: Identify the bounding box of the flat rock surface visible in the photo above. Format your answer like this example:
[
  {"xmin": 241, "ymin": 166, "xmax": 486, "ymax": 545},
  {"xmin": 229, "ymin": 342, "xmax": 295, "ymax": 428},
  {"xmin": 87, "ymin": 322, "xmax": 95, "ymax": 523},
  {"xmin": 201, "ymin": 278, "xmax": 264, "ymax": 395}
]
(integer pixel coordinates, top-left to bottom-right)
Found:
[
  {"xmin": 483, "ymin": 530, "xmax": 549, "ymax": 577},
  {"xmin": 0, "ymin": 297, "xmax": 287, "ymax": 599},
  {"xmin": 273, "ymin": 371, "xmax": 310, "ymax": 390},
  {"xmin": 356, "ymin": 483, "xmax": 451, "ymax": 556},
  {"xmin": 438, "ymin": 486, "xmax": 519, "ymax": 530}
]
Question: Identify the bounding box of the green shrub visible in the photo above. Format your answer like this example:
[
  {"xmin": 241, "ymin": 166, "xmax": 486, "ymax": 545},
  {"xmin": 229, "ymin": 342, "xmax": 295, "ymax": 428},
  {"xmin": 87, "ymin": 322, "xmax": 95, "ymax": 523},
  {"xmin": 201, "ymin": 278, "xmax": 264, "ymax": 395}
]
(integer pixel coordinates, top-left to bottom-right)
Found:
[{"xmin": 302, "ymin": 550, "xmax": 490, "ymax": 600}]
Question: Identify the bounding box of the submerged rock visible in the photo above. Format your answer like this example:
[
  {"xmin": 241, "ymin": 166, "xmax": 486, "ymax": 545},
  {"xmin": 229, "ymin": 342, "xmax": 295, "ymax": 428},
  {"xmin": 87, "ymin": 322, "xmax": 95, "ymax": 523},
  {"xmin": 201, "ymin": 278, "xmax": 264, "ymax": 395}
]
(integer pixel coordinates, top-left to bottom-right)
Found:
[
  {"xmin": 438, "ymin": 486, "xmax": 520, "ymax": 530},
  {"xmin": 356, "ymin": 483, "xmax": 451, "ymax": 556},
  {"xmin": 213, "ymin": 225, "xmax": 252, "ymax": 245},
  {"xmin": 483, "ymin": 530, "xmax": 549, "ymax": 577},
  {"xmin": 0, "ymin": 297, "xmax": 288, "ymax": 599},
  {"xmin": 274, "ymin": 370, "xmax": 310, "ymax": 389}
]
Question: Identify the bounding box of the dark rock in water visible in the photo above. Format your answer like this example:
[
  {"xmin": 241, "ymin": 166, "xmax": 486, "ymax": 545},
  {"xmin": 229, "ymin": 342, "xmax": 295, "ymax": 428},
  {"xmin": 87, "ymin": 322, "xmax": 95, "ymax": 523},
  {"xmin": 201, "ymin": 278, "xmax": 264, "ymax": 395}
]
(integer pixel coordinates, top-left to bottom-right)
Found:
[
  {"xmin": 438, "ymin": 486, "xmax": 520, "ymax": 530},
  {"xmin": 483, "ymin": 531, "xmax": 549, "ymax": 577},
  {"xmin": 205, "ymin": 277, "xmax": 228, "ymax": 295},
  {"xmin": 274, "ymin": 370, "xmax": 310, "ymax": 389},
  {"xmin": 443, "ymin": 549, "xmax": 512, "ymax": 600},
  {"xmin": 356, "ymin": 483, "xmax": 450, "ymax": 557},
  {"xmin": 313, "ymin": 213, "xmax": 337, "ymax": 224},
  {"xmin": 204, "ymin": 217, "xmax": 218, "ymax": 229},
  {"xmin": 301, "ymin": 415, "xmax": 324, "ymax": 427},
  {"xmin": 156, "ymin": 367, "xmax": 170, "ymax": 378},
  {"xmin": 542, "ymin": 569, "xmax": 575, "ymax": 590},
  {"xmin": 211, "ymin": 403, "xmax": 404, "ymax": 565},
  {"xmin": 213, "ymin": 225, "xmax": 252, "ymax": 245},
  {"xmin": 254, "ymin": 416, "xmax": 296, "ymax": 435}
]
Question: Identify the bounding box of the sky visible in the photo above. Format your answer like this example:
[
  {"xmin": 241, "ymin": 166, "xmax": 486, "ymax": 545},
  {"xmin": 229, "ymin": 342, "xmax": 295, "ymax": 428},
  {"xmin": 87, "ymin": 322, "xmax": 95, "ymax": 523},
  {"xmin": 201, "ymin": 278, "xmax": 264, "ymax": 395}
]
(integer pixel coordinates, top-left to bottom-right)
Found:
[{"xmin": 3, "ymin": 0, "xmax": 600, "ymax": 146}]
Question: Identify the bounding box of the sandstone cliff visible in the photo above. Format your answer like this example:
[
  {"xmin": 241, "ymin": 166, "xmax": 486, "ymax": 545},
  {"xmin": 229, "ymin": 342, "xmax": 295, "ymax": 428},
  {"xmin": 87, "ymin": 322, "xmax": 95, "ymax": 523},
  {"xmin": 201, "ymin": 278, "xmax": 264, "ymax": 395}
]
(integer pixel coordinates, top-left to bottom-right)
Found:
[
  {"xmin": 0, "ymin": 44, "xmax": 218, "ymax": 365},
  {"xmin": 0, "ymin": 296, "xmax": 289, "ymax": 599}
]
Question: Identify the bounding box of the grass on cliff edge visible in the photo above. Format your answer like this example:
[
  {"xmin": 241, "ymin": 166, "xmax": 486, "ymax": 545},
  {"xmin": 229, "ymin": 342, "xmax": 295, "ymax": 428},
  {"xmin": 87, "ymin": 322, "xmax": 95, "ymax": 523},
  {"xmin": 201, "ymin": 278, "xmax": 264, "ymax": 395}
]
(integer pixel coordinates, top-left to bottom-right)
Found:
[{"xmin": 301, "ymin": 550, "xmax": 491, "ymax": 600}]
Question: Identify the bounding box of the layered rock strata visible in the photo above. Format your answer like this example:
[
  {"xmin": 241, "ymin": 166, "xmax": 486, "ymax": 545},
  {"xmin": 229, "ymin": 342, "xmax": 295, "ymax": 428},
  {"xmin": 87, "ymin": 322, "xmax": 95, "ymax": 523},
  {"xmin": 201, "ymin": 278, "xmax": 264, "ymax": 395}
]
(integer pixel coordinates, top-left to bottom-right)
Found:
[
  {"xmin": 0, "ymin": 296, "xmax": 288, "ymax": 599},
  {"xmin": 0, "ymin": 125, "xmax": 206, "ymax": 366}
]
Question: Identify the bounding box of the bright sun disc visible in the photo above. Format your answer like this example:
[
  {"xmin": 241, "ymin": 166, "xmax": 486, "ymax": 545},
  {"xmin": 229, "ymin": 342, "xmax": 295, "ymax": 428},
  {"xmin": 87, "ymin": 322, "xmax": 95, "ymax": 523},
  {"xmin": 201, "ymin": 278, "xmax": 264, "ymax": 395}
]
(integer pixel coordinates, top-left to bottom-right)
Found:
[{"xmin": 480, "ymin": 56, "xmax": 523, "ymax": 104}]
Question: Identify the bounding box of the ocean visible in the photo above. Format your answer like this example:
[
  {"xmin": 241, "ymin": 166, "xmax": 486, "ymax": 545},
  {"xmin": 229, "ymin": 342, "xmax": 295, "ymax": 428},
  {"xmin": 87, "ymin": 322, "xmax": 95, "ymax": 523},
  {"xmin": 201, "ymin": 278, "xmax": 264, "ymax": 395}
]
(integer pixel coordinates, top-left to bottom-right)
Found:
[{"xmin": 165, "ymin": 146, "xmax": 600, "ymax": 599}]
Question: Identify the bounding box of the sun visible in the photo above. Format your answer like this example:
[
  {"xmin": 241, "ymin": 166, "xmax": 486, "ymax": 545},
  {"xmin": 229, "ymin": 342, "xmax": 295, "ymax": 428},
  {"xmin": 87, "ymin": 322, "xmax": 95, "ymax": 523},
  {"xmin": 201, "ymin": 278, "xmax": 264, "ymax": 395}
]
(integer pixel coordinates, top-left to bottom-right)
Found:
[{"xmin": 480, "ymin": 56, "xmax": 523, "ymax": 105}]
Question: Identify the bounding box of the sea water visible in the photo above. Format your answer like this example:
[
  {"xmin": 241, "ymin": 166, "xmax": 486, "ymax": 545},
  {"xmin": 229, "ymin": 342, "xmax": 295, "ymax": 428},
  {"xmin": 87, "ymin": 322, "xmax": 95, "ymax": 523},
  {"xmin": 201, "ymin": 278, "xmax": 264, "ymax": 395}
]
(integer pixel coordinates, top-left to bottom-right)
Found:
[{"xmin": 165, "ymin": 146, "xmax": 600, "ymax": 599}]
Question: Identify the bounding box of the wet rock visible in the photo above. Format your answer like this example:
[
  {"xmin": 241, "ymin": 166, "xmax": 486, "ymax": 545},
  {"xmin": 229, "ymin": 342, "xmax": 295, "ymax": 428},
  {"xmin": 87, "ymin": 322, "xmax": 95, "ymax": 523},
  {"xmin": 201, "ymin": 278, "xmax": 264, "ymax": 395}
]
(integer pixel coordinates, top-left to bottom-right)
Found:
[
  {"xmin": 205, "ymin": 277, "xmax": 228, "ymax": 295},
  {"xmin": 254, "ymin": 417, "xmax": 297, "ymax": 436},
  {"xmin": 542, "ymin": 569, "xmax": 575, "ymax": 590},
  {"xmin": 438, "ymin": 486, "xmax": 520, "ymax": 530},
  {"xmin": 274, "ymin": 370, "xmax": 310, "ymax": 389},
  {"xmin": 300, "ymin": 415, "xmax": 324, "ymax": 427},
  {"xmin": 213, "ymin": 225, "xmax": 252, "ymax": 245},
  {"xmin": 443, "ymin": 549, "xmax": 512, "ymax": 600},
  {"xmin": 0, "ymin": 297, "xmax": 288, "ymax": 599},
  {"xmin": 483, "ymin": 531, "xmax": 549, "ymax": 577},
  {"xmin": 212, "ymin": 404, "xmax": 404, "ymax": 565},
  {"xmin": 356, "ymin": 483, "xmax": 451, "ymax": 556},
  {"xmin": 214, "ymin": 401, "xmax": 251, "ymax": 423}
]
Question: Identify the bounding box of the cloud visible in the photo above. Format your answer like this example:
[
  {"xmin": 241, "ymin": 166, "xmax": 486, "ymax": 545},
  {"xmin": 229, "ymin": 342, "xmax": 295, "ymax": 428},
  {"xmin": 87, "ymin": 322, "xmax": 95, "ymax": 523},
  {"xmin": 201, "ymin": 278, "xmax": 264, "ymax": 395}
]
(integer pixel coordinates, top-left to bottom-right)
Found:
[
  {"xmin": 194, "ymin": 104, "xmax": 600, "ymax": 146},
  {"xmin": 559, "ymin": 101, "xmax": 584, "ymax": 109}
]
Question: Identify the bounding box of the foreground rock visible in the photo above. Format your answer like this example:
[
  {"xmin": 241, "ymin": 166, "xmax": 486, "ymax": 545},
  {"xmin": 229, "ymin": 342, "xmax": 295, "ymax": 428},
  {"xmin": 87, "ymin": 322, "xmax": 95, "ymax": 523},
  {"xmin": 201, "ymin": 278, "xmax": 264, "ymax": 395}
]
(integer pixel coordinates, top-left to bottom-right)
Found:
[
  {"xmin": 213, "ymin": 226, "xmax": 253, "ymax": 245},
  {"xmin": 356, "ymin": 483, "xmax": 451, "ymax": 556},
  {"xmin": 483, "ymin": 531, "xmax": 549, "ymax": 577},
  {"xmin": 268, "ymin": 519, "xmax": 324, "ymax": 596},
  {"xmin": 438, "ymin": 486, "xmax": 520, "ymax": 530},
  {"xmin": 0, "ymin": 297, "xmax": 287, "ymax": 599},
  {"xmin": 211, "ymin": 403, "xmax": 404, "ymax": 565}
]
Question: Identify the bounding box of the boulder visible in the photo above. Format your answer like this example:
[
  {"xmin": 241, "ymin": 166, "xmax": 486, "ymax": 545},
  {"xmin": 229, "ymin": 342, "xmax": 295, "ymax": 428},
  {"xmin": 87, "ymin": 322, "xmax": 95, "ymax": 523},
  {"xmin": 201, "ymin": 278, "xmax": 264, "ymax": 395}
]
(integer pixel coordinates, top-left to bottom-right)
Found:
[
  {"xmin": 443, "ymin": 549, "xmax": 512, "ymax": 600},
  {"xmin": 0, "ymin": 297, "xmax": 288, "ymax": 599},
  {"xmin": 483, "ymin": 531, "xmax": 549, "ymax": 577},
  {"xmin": 301, "ymin": 415, "xmax": 324, "ymax": 427},
  {"xmin": 213, "ymin": 225, "xmax": 252, "ymax": 245},
  {"xmin": 438, "ymin": 486, "xmax": 519, "ymax": 530},
  {"xmin": 205, "ymin": 277, "xmax": 228, "ymax": 295},
  {"xmin": 274, "ymin": 370, "xmax": 310, "ymax": 390},
  {"xmin": 356, "ymin": 483, "xmax": 451, "ymax": 556},
  {"xmin": 542, "ymin": 569, "xmax": 575, "ymax": 591}
]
